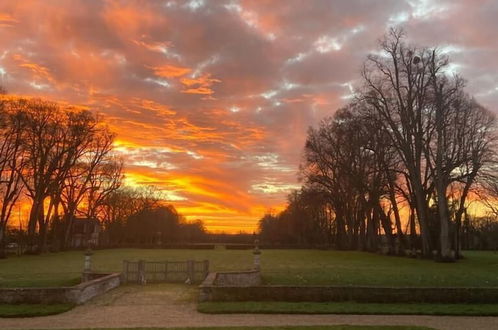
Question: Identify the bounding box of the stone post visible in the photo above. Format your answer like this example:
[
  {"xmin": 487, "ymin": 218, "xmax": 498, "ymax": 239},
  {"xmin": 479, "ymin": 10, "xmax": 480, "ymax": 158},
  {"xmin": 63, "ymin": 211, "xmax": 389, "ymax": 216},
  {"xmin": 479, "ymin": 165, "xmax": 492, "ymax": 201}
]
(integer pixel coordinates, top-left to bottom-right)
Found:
[
  {"xmin": 203, "ymin": 259, "xmax": 209, "ymax": 279},
  {"xmin": 155, "ymin": 231, "xmax": 162, "ymax": 247},
  {"xmin": 138, "ymin": 259, "xmax": 146, "ymax": 285},
  {"xmin": 253, "ymin": 238, "xmax": 261, "ymax": 271},
  {"xmin": 82, "ymin": 248, "xmax": 93, "ymax": 282},
  {"xmin": 186, "ymin": 259, "xmax": 194, "ymax": 284}
]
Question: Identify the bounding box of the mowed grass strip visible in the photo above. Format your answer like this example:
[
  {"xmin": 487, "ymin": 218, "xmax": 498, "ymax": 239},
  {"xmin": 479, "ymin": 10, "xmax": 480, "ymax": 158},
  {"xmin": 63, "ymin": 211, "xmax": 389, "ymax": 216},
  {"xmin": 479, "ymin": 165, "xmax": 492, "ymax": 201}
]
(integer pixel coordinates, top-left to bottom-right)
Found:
[
  {"xmin": 198, "ymin": 301, "xmax": 498, "ymax": 316},
  {"xmin": 61, "ymin": 327, "xmax": 433, "ymax": 330},
  {"xmin": 0, "ymin": 303, "xmax": 74, "ymax": 317},
  {"xmin": 1, "ymin": 248, "xmax": 497, "ymax": 287},
  {"xmin": 260, "ymin": 250, "xmax": 498, "ymax": 287}
]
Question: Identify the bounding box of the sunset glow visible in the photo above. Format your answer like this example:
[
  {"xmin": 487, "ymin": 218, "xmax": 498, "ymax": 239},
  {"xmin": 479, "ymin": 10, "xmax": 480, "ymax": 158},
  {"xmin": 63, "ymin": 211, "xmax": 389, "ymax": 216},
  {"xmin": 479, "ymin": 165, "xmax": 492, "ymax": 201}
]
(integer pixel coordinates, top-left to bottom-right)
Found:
[{"xmin": 1, "ymin": 0, "xmax": 497, "ymax": 232}]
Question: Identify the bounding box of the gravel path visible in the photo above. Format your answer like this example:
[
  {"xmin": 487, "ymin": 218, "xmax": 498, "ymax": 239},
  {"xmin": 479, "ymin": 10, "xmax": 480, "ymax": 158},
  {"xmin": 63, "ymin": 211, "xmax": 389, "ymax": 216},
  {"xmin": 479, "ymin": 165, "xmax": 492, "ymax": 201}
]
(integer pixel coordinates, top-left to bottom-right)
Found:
[{"xmin": 1, "ymin": 284, "xmax": 497, "ymax": 330}]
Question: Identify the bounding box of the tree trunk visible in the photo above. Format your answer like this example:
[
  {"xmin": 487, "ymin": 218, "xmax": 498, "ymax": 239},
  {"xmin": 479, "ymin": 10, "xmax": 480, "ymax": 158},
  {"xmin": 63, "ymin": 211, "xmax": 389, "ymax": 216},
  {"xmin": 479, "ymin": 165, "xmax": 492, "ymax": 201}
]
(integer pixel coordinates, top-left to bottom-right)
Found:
[
  {"xmin": 412, "ymin": 180, "xmax": 432, "ymax": 257},
  {"xmin": 436, "ymin": 181, "xmax": 452, "ymax": 261},
  {"xmin": 0, "ymin": 225, "xmax": 6, "ymax": 259},
  {"xmin": 27, "ymin": 197, "xmax": 43, "ymax": 253},
  {"xmin": 435, "ymin": 102, "xmax": 453, "ymax": 261},
  {"xmin": 387, "ymin": 183, "xmax": 405, "ymax": 253},
  {"xmin": 453, "ymin": 174, "xmax": 476, "ymax": 259},
  {"xmin": 359, "ymin": 208, "xmax": 366, "ymax": 251},
  {"xmin": 376, "ymin": 203, "xmax": 395, "ymax": 254},
  {"xmin": 335, "ymin": 209, "xmax": 346, "ymax": 250},
  {"xmin": 37, "ymin": 202, "xmax": 47, "ymax": 253},
  {"xmin": 409, "ymin": 206, "xmax": 417, "ymax": 251},
  {"xmin": 63, "ymin": 203, "xmax": 78, "ymax": 250}
]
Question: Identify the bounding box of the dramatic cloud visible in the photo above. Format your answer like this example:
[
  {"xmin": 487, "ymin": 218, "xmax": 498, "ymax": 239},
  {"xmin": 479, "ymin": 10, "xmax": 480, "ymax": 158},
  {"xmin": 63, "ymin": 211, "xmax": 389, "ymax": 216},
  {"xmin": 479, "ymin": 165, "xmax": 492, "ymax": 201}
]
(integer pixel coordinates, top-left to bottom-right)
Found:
[{"xmin": 0, "ymin": 0, "xmax": 497, "ymax": 232}]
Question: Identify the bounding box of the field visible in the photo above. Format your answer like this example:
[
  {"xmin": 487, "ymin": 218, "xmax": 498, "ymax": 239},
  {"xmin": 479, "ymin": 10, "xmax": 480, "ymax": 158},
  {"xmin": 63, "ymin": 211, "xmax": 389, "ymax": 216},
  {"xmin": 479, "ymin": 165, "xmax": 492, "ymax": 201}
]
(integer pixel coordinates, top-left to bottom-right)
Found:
[{"xmin": 0, "ymin": 248, "xmax": 497, "ymax": 288}]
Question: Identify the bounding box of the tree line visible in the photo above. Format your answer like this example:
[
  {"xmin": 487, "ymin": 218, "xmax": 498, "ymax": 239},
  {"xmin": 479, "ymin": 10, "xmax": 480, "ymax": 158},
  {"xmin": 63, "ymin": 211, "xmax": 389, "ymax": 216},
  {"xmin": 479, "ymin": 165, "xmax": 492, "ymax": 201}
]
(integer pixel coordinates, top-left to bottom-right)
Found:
[
  {"xmin": 95, "ymin": 186, "xmax": 206, "ymax": 246},
  {"xmin": 259, "ymin": 29, "xmax": 498, "ymax": 261},
  {"xmin": 0, "ymin": 94, "xmax": 205, "ymax": 256}
]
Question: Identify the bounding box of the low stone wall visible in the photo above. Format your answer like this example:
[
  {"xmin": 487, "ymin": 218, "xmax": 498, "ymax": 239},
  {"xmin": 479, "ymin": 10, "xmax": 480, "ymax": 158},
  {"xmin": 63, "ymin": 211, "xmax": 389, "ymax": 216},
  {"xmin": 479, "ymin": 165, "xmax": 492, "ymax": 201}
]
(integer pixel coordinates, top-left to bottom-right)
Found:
[
  {"xmin": 214, "ymin": 270, "xmax": 261, "ymax": 286},
  {"xmin": 0, "ymin": 273, "xmax": 121, "ymax": 305},
  {"xmin": 0, "ymin": 287, "xmax": 72, "ymax": 304},
  {"xmin": 199, "ymin": 284, "xmax": 498, "ymax": 303},
  {"xmin": 74, "ymin": 273, "xmax": 121, "ymax": 304},
  {"xmin": 199, "ymin": 270, "xmax": 261, "ymax": 302}
]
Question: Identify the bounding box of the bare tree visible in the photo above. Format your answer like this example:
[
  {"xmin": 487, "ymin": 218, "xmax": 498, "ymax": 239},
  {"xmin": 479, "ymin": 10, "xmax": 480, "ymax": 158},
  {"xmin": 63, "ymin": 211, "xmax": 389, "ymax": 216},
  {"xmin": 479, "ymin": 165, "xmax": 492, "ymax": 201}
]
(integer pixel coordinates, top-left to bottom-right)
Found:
[
  {"xmin": 3, "ymin": 97, "xmax": 119, "ymax": 253},
  {"xmin": 361, "ymin": 28, "xmax": 438, "ymax": 256},
  {"xmin": 59, "ymin": 126, "xmax": 116, "ymax": 249},
  {"xmin": 301, "ymin": 104, "xmax": 396, "ymax": 251},
  {"xmin": 6, "ymin": 99, "xmax": 67, "ymax": 253},
  {"xmin": 0, "ymin": 97, "xmax": 25, "ymax": 257},
  {"xmin": 288, "ymin": 29, "xmax": 497, "ymax": 261},
  {"xmin": 359, "ymin": 28, "xmax": 495, "ymax": 260},
  {"xmin": 98, "ymin": 186, "xmax": 165, "ymax": 245},
  {"xmin": 81, "ymin": 157, "xmax": 123, "ymax": 221}
]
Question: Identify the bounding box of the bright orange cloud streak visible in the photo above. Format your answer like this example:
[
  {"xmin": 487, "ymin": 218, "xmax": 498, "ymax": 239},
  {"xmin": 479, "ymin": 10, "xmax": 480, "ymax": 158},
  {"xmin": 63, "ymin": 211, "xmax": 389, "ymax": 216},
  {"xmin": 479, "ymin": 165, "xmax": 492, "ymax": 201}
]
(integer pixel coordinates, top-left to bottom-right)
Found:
[
  {"xmin": 0, "ymin": 13, "xmax": 17, "ymax": 27},
  {"xmin": 152, "ymin": 65, "xmax": 191, "ymax": 78},
  {"xmin": 181, "ymin": 73, "xmax": 221, "ymax": 95}
]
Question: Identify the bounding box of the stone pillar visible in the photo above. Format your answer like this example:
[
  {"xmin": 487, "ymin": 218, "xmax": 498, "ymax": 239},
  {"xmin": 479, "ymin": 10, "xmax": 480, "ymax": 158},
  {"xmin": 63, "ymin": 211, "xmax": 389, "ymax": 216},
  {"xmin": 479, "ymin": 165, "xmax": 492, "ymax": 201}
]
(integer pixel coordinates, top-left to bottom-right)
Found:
[
  {"xmin": 186, "ymin": 259, "xmax": 194, "ymax": 284},
  {"xmin": 138, "ymin": 259, "xmax": 146, "ymax": 285},
  {"xmin": 122, "ymin": 260, "xmax": 129, "ymax": 283},
  {"xmin": 82, "ymin": 248, "xmax": 93, "ymax": 282},
  {"xmin": 155, "ymin": 231, "xmax": 162, "ymax": 247},
  {"xmin": 203, "ymin": 259, "xmax": 209, "ymax": 279},
  {"xmin": 253, "ymin": 238, "xmax": 261, "ymax": 271}
]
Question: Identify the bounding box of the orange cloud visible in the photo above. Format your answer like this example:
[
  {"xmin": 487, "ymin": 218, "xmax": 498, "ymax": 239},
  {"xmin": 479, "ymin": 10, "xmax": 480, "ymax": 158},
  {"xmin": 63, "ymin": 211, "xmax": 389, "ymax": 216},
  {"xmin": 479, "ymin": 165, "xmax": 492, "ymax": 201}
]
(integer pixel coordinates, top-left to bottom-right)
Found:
[
  {"xmin": 133, "ymin": 39, "xmax": 171, "ymax": 53},
  {"xmin": 7, "ymin": 0, "xmax": 496, "ymax": 234},
  {"xmin": 152, "ymin": 64, "xmax": 191, "ymax": 78},
  {"xmin": 0, "ymin": 13, "xmax": 17, "ymax": 27},
  {"xmin": 180, "ymin": 73, "xmax": 221, "ymax": 95},
  {"xmin": 19, "ymin": 63, "xmax": 52, "ymax": 80},
  {"xmin": 121, "ymin": 165, "xmax": 277, "ymax": 233},
  {"xmin": 102, "ymin": 2, "xmax": 163, "ymax": 40},
  {"xmin": 11, "ymin": 54, "xmax": 55, "ymax": 87}
]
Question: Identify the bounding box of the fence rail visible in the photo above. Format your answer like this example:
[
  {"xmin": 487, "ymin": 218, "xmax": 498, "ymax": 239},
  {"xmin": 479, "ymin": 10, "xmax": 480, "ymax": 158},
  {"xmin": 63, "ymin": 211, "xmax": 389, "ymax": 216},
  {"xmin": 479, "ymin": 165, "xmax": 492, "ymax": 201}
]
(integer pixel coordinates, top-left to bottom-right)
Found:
[{"xmin": 122, "ymin": 260, "xmax": 209, "ymax": 284}]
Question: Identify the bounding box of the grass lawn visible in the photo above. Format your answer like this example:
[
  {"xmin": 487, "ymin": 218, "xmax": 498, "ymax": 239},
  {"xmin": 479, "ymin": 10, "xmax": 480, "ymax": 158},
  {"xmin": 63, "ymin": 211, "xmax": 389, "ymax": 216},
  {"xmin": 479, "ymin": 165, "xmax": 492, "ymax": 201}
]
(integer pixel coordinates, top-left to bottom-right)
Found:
[
  {"xmin": 0, "ymin": 248, "xmax": 497, "ymax": 288},
  {"xmin": 0, "ymin": 303, "xmax": 74, "ymax": 317},
  {"xmin": 65, "ymin": 327, "xmax": 433, "ymax": 330},
  {"xmin": 198, "ymin": 301, "xmax": 498, "ymax": 316}
]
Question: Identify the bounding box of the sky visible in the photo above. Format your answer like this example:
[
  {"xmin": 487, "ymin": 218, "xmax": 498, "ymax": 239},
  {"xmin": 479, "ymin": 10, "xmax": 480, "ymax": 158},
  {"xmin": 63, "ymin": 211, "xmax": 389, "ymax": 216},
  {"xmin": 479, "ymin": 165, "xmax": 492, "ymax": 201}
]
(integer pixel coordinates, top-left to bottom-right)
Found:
[{"xmin": 0, "ymin": 0, "xmax": 497, "ymax": 233}]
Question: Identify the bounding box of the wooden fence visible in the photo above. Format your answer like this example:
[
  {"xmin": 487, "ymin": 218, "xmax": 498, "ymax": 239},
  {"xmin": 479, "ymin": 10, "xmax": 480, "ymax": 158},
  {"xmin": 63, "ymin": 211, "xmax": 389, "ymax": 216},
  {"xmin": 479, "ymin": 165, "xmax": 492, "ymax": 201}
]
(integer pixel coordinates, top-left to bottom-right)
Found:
[{"xmin": 122, "ymin": 260, "xmax": 209, "ymax": 284}]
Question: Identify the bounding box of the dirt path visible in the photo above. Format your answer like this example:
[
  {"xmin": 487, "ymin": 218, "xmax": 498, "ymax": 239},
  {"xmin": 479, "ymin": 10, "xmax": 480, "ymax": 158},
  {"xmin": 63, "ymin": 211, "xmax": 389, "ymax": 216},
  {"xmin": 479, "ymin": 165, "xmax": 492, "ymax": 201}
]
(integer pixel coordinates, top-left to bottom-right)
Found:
[{"xmin": 1, "ymin": 284, "xmax": 497, "ymax": 330}]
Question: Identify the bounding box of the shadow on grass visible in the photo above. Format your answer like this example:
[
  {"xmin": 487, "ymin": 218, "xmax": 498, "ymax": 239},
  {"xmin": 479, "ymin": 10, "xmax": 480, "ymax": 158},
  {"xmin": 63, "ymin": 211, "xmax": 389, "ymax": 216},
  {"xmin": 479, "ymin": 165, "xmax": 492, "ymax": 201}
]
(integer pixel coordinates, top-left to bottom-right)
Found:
[{"xmin": 0, "ymin": 303, "xmax": 74, "ymax": 318}]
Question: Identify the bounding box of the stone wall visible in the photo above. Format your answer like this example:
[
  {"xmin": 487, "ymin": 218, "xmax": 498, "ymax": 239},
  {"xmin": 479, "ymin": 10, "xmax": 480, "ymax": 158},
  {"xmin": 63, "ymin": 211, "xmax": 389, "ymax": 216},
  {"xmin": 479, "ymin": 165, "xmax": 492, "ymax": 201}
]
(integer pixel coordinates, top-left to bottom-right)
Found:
[
  {"xmin": 199, "ymin": 270, "xmax": 261, "ymax": 302},
  {"xmin": 75, "ymin": 273, "xmax": 121, "ymax": 304},
  {"xmin": 0, "ymin": 287, "xmax": 72, "ymax": 304},
  {"xmin": 214, "ymin": 270, "xmax": 261, "ymax": 286},
  {"xmin": 199, "ymin": 284, "xmax": 498, "ymax": 303},
  {"xmin": 0, "ymin": 273, "xmax": 121, "ymax": 304}
]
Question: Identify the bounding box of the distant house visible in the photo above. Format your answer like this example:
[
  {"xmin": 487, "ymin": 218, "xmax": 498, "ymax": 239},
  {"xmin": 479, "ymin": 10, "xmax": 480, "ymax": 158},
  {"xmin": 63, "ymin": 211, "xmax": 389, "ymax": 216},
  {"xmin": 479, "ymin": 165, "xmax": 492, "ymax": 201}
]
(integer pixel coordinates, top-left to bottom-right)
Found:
[{"xmin": 71, "ymin": 218, "xmax": 101, "ymax": 248}]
